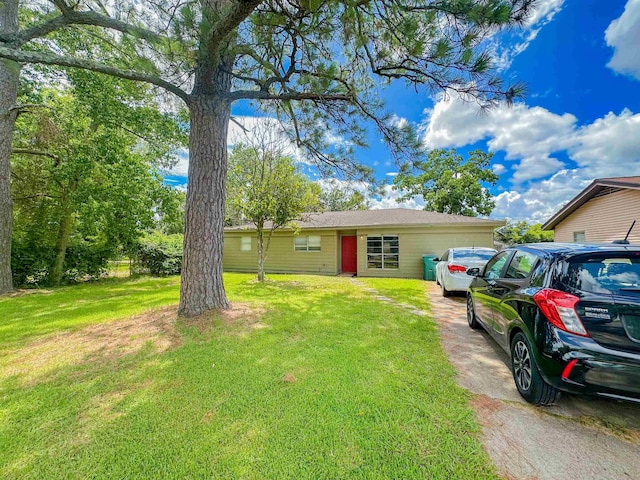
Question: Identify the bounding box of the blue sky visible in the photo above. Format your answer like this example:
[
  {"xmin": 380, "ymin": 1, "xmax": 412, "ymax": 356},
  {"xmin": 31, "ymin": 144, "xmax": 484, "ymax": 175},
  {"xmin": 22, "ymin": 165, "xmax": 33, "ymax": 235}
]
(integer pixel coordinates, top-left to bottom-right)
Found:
[{"xmin": 167, "ymin": 0, "xmax": 640, "ymax": 223}]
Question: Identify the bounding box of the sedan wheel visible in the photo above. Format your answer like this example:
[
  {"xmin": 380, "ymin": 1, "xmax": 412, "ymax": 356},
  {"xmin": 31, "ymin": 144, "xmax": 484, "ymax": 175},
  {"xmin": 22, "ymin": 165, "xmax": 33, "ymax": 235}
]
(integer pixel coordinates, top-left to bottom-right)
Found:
[
  {"xmin": 510, "ymin": 332, "xmax": 560, "ymax": 405},
  {"xmin": 466, "ymin": 295, "xmax": 480, "ymax": 329},
  {"xmin": 512, "ymin": 340, "xmax": 532, "ymax": 391}
]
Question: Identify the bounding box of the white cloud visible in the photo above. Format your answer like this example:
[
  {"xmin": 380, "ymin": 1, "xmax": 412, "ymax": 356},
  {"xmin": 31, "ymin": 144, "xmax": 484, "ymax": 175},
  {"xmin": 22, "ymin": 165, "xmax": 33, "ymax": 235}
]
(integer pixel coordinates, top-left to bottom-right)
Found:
[
  {"xmin": 492, "ymin": 164, "xmax": 506, "ymax": 175},
  {"xmin": 422, "ymin": 92, "xmax": 576, "ymax": 182},
  {"xmin": 524, "ymin": 0, "xmax": 566, "ymax": 27},
  {"xmin": 421, "ymin": 90, "xmax": 640, "ymax": 222},
  {"xmin": 386, "ymin": 172, "xmax": 398, "ymax": 177},
  {"xmin": 606, "ymin": 0, "xmax": 640, "ymax": 80},
  {"xmin": 493, "ymin": 0, "xmax": 565, "ymax": 70},
  {"xmin": 369, "ymin": 185, "xmax": 425, "ymax": 211}
]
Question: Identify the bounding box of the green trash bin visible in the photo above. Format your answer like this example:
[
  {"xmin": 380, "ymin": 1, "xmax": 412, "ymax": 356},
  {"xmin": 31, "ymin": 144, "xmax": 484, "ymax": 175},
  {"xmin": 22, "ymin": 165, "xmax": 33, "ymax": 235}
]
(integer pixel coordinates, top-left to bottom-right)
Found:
[{"xmin": 423, "ymin": 255, "xmax": 438, "ymax": 281}]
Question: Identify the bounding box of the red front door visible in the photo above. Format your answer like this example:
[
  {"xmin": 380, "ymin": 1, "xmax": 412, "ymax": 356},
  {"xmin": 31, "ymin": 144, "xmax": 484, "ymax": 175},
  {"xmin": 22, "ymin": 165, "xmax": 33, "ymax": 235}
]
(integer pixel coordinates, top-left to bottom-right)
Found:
[{"xmin": 341, "ymin": 236, "xmax": 357, "ymax": 273}]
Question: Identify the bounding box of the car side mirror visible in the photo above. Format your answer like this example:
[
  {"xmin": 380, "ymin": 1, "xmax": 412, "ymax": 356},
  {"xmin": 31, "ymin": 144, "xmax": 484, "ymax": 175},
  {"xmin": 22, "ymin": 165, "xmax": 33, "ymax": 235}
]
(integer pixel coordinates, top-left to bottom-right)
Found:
[
  {"xmin": 466, "ymin": 267, "xmax": 480, "ymax": 277},
  {"xmin": 433, "ymin": 258, "xmax": 440, "ymax": 262}
]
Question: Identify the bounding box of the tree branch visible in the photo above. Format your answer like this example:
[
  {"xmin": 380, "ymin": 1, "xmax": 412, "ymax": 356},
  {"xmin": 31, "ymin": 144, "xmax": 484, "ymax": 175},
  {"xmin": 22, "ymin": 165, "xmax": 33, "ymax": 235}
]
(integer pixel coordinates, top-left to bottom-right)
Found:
[
  {"xmin": 204, "ymin": 0, "xmax": 263, "ymax": 58},
  {"xmin": 11, "ymin": 148, "xmax": 59, "ymax": 161},
  {"xmin": 0, "ymin": 45, "xmax": 190, "ymax": 102},
  {"xmin": 229, "ymin": 91, "xmax": 352, "ymax": 102},
  {"xmin": 0, "ymin": 6, "xmax": 168, "ymax": 46}
]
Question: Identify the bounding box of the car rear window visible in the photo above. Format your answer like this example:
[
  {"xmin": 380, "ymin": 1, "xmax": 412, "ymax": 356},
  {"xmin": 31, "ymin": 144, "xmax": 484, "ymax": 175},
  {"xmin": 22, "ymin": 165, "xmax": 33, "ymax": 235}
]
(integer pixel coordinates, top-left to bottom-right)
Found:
[
  {"xmin": 453, "ymin": 249, "xmax": 496, "ymax": 261},
  {"xmin": 563, "ymin": 253, "xmax": 640, "ymax": 294}
]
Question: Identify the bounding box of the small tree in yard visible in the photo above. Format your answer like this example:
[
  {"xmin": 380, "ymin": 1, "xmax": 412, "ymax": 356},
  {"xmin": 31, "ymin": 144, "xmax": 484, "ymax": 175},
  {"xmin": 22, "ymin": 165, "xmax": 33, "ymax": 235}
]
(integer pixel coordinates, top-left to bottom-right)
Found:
[
  {"xmin": 227, "ymin": 129, "xmax": 318, "ymax": 282},
  {"xmin": 393, "ymin": 148, "xmax": 499, "ymax": 217},
  {"xmin": 0, "ymin": 0, "xmax": 537, "ymax": 313}
]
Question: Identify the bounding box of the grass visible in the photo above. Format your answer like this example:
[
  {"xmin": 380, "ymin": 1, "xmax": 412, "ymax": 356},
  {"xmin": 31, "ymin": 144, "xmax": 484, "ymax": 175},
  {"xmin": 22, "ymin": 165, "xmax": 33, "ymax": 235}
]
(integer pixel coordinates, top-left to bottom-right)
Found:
[
  {"xmin": 357, "ymin": 277, "xmax": 431, "ymax": 311},
  {"xmin": 0, "ymin": 276, "xmax": 180, "ymax": 349},
  {"xmin": 0, "ymin": 274, "xmax": 496, "ymax": 479}
]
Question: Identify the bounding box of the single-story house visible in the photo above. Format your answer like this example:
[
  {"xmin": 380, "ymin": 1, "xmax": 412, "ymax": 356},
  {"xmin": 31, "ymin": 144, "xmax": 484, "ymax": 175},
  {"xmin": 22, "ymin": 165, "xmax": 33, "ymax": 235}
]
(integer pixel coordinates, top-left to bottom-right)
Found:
[
  {"xmin": 542, "ymin": 176, "xmax": 640, "ymax": 243},
  {"xmin": 224, "ymin": 208, "xmax": 504, "ymax": 278}
]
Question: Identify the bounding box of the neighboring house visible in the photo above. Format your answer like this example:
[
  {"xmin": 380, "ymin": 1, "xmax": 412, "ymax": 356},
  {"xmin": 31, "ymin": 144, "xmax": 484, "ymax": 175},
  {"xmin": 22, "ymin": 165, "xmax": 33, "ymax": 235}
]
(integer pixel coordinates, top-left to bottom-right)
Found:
[
  {"xmin": 543, "ymin": 176, "xmax": 640, "ymax": 243},
  {"xmin": 223, "ymin": 208, "xmax": 503, "ymax": 278}
]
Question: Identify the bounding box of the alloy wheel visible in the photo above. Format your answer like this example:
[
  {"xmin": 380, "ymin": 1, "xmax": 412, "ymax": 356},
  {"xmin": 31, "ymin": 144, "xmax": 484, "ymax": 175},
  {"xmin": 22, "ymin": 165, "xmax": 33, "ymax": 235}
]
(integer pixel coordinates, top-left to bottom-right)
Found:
[{"xmin": 513, "ymin": 340, "xmax": 532, "ymax": 391}]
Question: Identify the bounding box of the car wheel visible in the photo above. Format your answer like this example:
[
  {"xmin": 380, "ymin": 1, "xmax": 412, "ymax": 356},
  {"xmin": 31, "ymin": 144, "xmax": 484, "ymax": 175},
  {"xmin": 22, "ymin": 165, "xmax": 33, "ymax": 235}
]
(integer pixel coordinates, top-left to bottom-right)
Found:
[
  {"xmin": 467, "ymin": 295, "xmax": 480, "ymax": 329},
  {"xmin": 441, "ymin": 281, "xmax": 451, "ymax": 297},
  {"xmin": 510, "ymin": 332, "xmax": 560, "ymax": 406}
]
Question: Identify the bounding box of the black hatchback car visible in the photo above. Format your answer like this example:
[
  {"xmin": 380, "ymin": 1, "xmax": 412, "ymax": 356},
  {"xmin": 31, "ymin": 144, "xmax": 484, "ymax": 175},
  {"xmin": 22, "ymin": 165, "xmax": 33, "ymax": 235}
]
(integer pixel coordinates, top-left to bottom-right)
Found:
[{"xmin": 466, "ymin": 243, "xmax": 640, "ymax": 405}]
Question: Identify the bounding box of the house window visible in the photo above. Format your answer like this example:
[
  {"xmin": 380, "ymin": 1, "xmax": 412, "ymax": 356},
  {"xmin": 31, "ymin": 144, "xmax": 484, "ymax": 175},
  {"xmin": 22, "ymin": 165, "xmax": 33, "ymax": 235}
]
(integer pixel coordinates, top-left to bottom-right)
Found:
[
  {"xmin": 294, "ymin": 235, "xmax": 321, "ymax": 252},
  {"xmin": 367, "ymin": 235, "xmax": 399, "ymax": 269},
  {"xmin": 240, "ymin": 236, "xmax": 252, "ymax": 252},
  {"xmin": 573, "ymin": 231, "xmax": 586, "ymax": 242}
]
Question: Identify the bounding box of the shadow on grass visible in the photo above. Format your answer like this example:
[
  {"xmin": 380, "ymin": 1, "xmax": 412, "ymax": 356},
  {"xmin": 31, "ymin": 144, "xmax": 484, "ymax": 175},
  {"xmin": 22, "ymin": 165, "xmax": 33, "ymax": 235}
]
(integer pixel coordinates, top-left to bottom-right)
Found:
[{"xmin": 0, "ymin": 275, "xmax": 496, "ymax": 479}]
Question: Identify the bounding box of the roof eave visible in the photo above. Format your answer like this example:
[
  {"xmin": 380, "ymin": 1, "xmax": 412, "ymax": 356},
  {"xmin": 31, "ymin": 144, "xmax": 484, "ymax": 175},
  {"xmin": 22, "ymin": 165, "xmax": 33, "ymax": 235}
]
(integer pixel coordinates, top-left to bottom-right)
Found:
[
  {"xmin": 225, "ymin": 220, "xmax": 505, "ymax": 232},
  {"xmin": 543, "ymin": 179, "xmax": 640, "ymax": 230}
]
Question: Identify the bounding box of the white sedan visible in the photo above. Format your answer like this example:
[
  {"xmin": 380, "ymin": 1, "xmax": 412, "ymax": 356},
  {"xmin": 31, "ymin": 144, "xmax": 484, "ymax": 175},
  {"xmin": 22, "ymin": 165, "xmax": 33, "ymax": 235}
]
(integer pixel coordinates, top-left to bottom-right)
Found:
[{"xmin": 435, "ymin": 247, "xmax": 497, "ymax": 296}]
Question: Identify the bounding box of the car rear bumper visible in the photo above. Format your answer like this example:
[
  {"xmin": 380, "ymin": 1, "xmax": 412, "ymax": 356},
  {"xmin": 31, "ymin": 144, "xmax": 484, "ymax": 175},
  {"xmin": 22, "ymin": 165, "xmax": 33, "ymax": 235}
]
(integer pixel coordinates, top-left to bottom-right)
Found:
[
  {"xmin": 442, "ymin": 273, "xmax": 473, "ymax": 292},
  {"xmin": 538, "ymin": 329, "xmax": 640, "ymax": 403}
]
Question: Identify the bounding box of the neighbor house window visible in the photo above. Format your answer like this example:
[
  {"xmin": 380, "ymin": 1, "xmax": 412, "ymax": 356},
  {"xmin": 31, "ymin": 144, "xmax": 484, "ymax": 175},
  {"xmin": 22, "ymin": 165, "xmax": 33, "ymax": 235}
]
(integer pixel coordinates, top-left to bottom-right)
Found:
[
  {"xmin": 240, "ymin": 236, "xmax": 252, "ymax": 252},
  {"xmin": 367, "ymin": 235, "xmax": 399, "ymax": 269},
  {"xmin": 294, "ymin": 235, "xmax": 321, "ymax": 252},
  {"xmin": 574, "ymin": 231, "xmax": 586, "ymax": 242}
]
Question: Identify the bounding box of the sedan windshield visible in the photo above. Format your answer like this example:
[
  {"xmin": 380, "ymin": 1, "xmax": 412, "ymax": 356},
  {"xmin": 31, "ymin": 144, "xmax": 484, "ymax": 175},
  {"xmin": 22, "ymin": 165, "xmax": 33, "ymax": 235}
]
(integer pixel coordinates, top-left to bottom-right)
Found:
[{"xmin": 453, "ymin": 249, "xmax": 496, "ymax": 262}]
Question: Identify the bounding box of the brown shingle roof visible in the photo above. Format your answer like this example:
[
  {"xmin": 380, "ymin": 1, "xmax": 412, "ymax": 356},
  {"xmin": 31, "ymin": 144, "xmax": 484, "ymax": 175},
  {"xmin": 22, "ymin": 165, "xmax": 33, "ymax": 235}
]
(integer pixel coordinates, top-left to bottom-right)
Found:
[
  {"xmin": 226, "ymin": 208, "xmax": 504, "ymax": 231},
  {"xmin": 543, "ymin": 176, "xmax": 640, "ymax": 230}
]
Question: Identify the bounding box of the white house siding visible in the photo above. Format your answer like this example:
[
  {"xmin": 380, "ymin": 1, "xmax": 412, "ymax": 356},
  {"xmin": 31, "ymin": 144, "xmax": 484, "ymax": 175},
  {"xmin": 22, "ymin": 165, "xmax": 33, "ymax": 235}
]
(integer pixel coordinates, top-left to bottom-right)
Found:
[{"xmin": 554, "ymin": 189, "xmax": 640, "ymax": 243}]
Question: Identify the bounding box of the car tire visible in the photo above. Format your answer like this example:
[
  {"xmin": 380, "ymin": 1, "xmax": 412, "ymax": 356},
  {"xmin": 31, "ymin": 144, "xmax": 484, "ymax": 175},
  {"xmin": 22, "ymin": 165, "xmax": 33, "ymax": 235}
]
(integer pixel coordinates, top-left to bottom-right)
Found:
[
  {"xmin": 441, "ymin": 282, "xmax": 451, "ymax": 297},
  {"xmin": 466, "ymin": 295, "xmax": 480, "ymax": 329},
  {"xmin": 510, "ymin": 332, "xmax": 560, "ymax": 406}
]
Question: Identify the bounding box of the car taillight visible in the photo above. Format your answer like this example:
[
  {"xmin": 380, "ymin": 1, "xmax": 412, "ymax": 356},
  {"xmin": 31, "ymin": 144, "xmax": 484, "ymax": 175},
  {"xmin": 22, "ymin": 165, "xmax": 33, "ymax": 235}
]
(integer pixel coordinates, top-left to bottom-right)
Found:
[
  {"xmin": 448, "ymin": 264, "xmax": 467, "ymax": 273},
  {"xmin": 532, "ymin": 288, "xmax": 589, "ymax": 337}
]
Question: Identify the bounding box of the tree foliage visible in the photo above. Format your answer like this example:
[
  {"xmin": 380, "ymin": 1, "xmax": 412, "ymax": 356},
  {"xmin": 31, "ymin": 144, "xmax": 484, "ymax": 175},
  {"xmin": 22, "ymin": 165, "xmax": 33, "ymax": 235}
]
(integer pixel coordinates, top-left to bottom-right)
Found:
[
  {"xmin": 393, "ymin": 149, "xmax": 499, "ymax": 217},
  {"xmin": 317, "ymin": 180, "xmax": 369, "ymax": 212},
  {"xmin": 495, "ymin": 221, "xmax": 554, "ymax": 246},
  {"xmin": 11, "ymin": 73, "xmax": 185, "ymax": 286},
  {"xmin": 227, "ymin": 139, "xmax": 318, "ymax": 282},
  {"xmin": 0, "ymin": 0, "xmax": 537, "ymax": 313}
]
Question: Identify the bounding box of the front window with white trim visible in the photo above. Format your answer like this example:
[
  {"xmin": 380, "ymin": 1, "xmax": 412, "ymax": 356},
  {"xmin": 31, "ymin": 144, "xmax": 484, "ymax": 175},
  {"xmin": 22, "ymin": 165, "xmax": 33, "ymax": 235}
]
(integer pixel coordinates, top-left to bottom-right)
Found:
[
  {"xmin": 294, "ymin": 235, "xmax": 321, "ymax": 252},
  {"xmin": 367, "ymin": 235, "xmax": 399, "ymax": 269},
  {"xmin": 240, "ymin": 236, "xmax": 252, "ymax": 252}
]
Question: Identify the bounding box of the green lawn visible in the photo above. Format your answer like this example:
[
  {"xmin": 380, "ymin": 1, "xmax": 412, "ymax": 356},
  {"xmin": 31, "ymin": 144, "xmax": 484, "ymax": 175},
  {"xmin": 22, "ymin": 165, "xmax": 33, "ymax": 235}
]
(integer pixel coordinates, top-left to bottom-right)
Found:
[
  {"xmin": 357, "ymin": 277, "xmax": 431, "ymax": 312},
  {"xmin": 0, "ymin": 274, "xmax": 496, "ymax": 479}
]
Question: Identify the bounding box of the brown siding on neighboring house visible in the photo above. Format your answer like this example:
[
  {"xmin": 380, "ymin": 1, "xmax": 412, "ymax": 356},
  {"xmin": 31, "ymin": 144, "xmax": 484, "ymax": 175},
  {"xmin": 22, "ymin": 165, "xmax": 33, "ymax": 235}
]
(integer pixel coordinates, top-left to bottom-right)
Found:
[
  {"xmin": 356, "ymin": 226, "xmax": 496, "ymax": 279},
  {"xmin": 223, "ymin": 230, "xmax": 339, "ymax": 275},
  {"xmin": 554, "ymin": 189, "xmax": 640, "ymax": 243}
]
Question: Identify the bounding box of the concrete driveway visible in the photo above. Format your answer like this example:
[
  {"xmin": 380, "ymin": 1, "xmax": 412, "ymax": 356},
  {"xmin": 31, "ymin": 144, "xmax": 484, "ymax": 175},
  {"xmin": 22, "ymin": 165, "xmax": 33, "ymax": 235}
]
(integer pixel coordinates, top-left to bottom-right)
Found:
[{"xmin": 426, "ymin": 282, "xmax": 640, "ymax": 480}]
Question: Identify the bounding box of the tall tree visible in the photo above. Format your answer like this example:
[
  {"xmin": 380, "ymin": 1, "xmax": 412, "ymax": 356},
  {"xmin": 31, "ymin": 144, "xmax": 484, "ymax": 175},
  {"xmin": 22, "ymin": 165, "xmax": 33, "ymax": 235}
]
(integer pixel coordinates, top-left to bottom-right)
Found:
[
  {"xmin": 11, "ymin": 76, "xmax": 184, "ymax": 286},
  {"xmin": 227, "ymin": 135, "xmax": 318, "ymax": 282},
  {"xmin": 0, "ymin": 0, "xmax": 536, "ymax": 313},
  {"xmin": 0, "ymin": 0, "xmax": 19, "ymax": 294},
  {"xmin": 393, "ymin": 148, "xmax": 499, "ymax": 216}
]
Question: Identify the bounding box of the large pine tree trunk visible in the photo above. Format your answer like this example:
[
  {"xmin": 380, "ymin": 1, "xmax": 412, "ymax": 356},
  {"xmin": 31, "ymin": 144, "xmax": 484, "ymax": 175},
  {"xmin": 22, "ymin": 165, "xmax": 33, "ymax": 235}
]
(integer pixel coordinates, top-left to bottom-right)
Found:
[
  {"xmin": 0, "ymin": 0, "xmax": 19, "ymax": 294},
  {"xmin": 178, "ymin": 94, "xmax": 231, "ymax": 316}
]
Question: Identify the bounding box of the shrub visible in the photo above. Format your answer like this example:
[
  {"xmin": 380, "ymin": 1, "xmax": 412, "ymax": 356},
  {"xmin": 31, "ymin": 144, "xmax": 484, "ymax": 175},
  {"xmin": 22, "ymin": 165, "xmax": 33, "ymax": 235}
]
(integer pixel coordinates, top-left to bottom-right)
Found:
[
  {"xmin": 134, "ymin": 232, "xmax": 183, "ymax": 275},
  {"xmin": 11, "ymin": 236, "xmax": 114, "ymax": 287}
]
